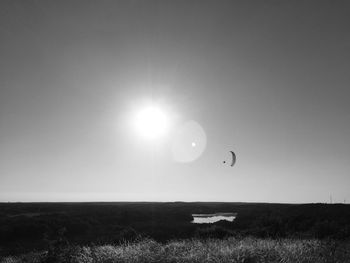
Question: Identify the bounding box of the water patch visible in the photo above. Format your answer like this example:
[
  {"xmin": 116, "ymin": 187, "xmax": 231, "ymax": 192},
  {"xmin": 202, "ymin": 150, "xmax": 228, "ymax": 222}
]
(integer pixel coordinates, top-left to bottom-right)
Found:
[{"xmin": 192, "ymin": 213, "xmax": 237, "ymax": 224}]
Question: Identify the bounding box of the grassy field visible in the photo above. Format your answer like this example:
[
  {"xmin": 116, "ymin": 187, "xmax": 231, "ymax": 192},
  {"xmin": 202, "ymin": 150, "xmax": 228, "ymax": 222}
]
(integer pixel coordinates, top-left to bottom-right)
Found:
[
  {"xmin": 2, "ymin": 202, "xmax": 350, "ymax": 261},
  {"xmin": 2, "ymin": 237, "xmax": 350, "ymax": 263}
]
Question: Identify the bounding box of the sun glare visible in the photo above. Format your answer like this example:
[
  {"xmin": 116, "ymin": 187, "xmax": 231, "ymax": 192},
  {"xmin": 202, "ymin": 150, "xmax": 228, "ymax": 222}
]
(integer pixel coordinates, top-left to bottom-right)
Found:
[{"xmin": 134, "ymin": 106, "xmax": 168, "ymax": 140}]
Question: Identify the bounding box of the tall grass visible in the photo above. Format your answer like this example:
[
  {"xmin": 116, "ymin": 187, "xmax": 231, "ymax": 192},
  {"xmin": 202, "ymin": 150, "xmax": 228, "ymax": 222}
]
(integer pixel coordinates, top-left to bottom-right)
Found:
[{"xmin": 2, "ymin": 237, "xmax": 350, "ymax": 263}]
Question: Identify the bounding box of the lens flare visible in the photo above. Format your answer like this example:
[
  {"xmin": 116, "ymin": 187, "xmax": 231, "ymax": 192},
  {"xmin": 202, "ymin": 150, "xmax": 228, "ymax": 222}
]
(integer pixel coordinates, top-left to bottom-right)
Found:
[{"xmin": 171, "ymin": 121, "xmax": 207, "ymax": 162}]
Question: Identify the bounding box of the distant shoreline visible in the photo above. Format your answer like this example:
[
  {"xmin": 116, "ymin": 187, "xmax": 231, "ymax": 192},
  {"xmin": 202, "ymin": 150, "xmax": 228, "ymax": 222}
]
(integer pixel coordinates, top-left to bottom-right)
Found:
[{"xmin": 192, "ymin": 213, "xmax": 237, "ymax": 218}]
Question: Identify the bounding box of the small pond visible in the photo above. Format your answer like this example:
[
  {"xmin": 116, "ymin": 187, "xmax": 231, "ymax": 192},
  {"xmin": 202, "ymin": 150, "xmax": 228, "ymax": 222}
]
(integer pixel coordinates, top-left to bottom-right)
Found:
[{"xmin": 191, "ymin": 213, "xmax": 237, "ymax": 224}]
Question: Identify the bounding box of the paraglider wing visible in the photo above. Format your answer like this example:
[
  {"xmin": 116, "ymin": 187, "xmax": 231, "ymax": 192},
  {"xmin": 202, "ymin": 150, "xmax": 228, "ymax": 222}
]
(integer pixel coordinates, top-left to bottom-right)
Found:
[{"xmin": 229, "ymin": 151, "xmax": 236, "ymax": 166}]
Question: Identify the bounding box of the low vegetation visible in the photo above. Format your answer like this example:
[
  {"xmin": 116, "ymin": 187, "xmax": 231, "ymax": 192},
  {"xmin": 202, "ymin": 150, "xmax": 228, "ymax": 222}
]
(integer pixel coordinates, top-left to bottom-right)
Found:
[
  {"xmin": 2, "ymin": 237, "xmax": 350, "ymax": 263},
  {"xmin": 1, "ymin": 202, "xmax": 350, "ymax": 262}
]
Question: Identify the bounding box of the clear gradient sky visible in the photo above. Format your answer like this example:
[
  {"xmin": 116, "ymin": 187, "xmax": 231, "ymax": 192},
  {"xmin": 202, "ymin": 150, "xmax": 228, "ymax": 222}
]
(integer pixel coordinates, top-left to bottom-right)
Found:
[{"xmin": 1, "ymin": 0, "xmax": 350, "ymax": 203}]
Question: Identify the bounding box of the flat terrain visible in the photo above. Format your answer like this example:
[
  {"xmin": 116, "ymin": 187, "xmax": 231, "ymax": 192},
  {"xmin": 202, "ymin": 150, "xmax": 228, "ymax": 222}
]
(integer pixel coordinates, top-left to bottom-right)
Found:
[
  {"xmin": 1, "ymin": 202, "xmax": 350, "ymax": 258},
  {"xmin": 2, "ymin": 237, "xmax": 350, "ymax": 263}
]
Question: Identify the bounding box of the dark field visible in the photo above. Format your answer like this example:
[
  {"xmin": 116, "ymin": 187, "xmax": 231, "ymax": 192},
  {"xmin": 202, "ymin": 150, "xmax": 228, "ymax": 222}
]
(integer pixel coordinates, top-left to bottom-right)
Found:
[{"xmin": 1, "ymin": 202, "xmax": 350, "ymax": 261}]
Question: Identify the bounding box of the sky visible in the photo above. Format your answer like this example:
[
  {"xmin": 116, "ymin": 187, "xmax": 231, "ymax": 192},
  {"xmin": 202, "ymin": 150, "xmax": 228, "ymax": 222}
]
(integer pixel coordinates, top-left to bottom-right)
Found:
[{"xmin": 1, "ymin": 0, "xmax": 350, "ymax": 203}]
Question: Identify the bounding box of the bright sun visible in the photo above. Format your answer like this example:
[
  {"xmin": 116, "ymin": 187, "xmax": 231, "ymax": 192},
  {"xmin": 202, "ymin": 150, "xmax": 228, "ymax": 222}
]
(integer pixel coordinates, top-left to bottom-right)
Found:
[{"xmin": 133, "ymin": 106, "xmax": 168, "ymax": 140}]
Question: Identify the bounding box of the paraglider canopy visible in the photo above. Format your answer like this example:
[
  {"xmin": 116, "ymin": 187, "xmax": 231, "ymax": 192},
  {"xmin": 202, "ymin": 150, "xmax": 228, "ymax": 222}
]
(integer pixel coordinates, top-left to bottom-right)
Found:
[
  {"xmin": 223, "ymin": 151, "xmax": 236, "ymax": 167},
  {"xmin": 229, "ymin": 151, "xmax": 236, "ymax": 166}
]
